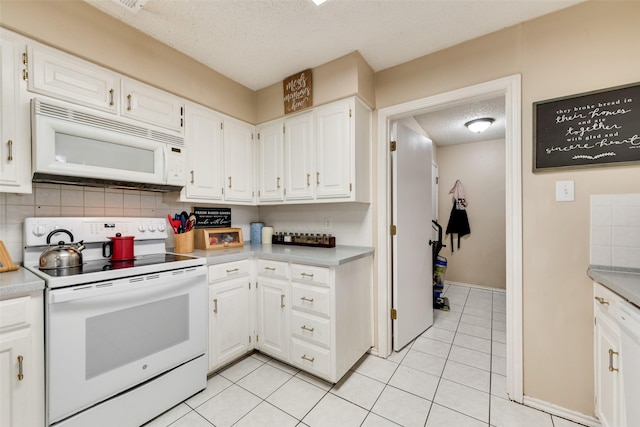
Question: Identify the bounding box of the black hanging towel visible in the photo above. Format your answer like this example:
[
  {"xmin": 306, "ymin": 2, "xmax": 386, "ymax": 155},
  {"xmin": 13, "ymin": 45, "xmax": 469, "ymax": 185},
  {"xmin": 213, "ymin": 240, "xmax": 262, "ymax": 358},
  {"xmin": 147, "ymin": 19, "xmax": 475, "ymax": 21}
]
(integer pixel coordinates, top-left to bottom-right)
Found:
[{"xmin": 445, "ymin": 180, "xmax": 470, "ymax": 252}]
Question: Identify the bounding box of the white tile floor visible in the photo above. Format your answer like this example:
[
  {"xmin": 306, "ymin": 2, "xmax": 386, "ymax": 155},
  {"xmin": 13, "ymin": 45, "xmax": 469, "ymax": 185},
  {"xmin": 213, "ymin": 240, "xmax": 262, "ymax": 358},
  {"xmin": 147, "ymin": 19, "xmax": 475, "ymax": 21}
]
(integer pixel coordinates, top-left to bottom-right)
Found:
[{"xmin": 144, "ymin": 284, "xmax": 586, "ymax": 427}]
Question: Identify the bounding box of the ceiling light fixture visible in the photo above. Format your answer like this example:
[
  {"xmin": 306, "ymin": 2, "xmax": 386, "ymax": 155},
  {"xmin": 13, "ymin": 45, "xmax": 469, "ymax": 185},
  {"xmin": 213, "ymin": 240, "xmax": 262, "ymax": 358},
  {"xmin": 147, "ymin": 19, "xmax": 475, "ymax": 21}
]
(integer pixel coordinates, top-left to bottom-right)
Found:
[
  {"xmin": 311, "ymin": 0, "xmax": 327, "ymax": 5},
  {"xmin": 465, "ymin": 118, "xmax": 494, "ymax": 133}
]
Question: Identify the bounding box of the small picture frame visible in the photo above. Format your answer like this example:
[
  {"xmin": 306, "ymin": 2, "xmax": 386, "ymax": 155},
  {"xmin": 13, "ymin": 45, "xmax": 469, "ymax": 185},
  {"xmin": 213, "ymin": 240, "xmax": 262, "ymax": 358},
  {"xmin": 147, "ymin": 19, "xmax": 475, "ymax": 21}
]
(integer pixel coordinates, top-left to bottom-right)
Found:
[
  {"xmin": 0, "ymin": 241, "xmax": 19, "ymax": 273},
  {"xmin": 195, "ymin": 228, "xmax": 244, "ymax": 250}
]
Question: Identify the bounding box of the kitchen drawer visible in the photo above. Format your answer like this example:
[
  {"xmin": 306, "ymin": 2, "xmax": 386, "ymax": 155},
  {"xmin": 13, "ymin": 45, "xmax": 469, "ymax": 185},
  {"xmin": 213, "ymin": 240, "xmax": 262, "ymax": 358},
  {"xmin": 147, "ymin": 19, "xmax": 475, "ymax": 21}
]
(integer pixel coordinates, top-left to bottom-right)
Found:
[
  {"xmin": 257, "ymin": 259, "xmax": 289, "ymax": 279},
  {"xmin": 291, "ymin": 282, "xmax": 331, "ymax": 317},
  {"xmin": 594, "ymin": 281, "xmax": 624, "ymax": 319},
  {"xmin": 291, "ymin": 338, "xmax": 330, "ymax": 378},
  {"xmin": 291, "ymin": 264, "xmax": 330, "ymax": 286},
  {"xmin": 208, "ymin": 259, "xmax": 250, "ymax": 283},
  {"xmin": 0, "ymin": 295, "xmax": 31, "ymax": 332},
  {"xmin": 291, "ymin": 310, "xmax": 331, "ymax": 348}
]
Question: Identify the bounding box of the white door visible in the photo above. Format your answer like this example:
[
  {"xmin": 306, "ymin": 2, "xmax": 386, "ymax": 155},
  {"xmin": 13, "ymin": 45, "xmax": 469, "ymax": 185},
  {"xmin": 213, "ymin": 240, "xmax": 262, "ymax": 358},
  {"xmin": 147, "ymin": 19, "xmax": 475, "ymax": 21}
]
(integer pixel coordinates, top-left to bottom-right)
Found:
[
  {"xmin": 257, "ymin": 278, "xmax": 289, "ymax": 360},
  {"xmin": 284, "ymin": 112, "xmax": 314, "ymax": 201},
  {"xmin": 223, "ymin": 118, "xmax": 255, "ymax": 203},
  {"xmin": 257, "ymin": 120, "xmax": 284, "ymax": 202},
  {"xmin": 314, "ymin": 99, "xmax": 351, "ymax": 199},
  {"xmin": 391, "ymin": 121, "xmax": 433, "ymax": 351}
]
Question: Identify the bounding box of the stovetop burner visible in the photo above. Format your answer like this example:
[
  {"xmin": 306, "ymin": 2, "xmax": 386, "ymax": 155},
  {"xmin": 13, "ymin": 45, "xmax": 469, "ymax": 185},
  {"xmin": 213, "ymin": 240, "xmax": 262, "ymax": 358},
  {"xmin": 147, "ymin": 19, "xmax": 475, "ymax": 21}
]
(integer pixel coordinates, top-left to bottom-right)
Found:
[{"xmin": 37, "ymin": 253, "xmax": 199, "ymax": 277}]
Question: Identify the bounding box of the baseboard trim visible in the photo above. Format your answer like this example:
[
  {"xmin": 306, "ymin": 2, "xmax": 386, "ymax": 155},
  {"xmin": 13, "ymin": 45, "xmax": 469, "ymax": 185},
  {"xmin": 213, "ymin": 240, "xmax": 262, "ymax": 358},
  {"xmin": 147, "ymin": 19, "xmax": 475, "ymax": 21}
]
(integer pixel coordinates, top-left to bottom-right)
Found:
[
  {"xmin": 445, "ymin": 280, "xmax": 507, "ymax": 293},
  {"xmin": 522, "ymin": 396, "xmax": 601, "ymax": 427}
]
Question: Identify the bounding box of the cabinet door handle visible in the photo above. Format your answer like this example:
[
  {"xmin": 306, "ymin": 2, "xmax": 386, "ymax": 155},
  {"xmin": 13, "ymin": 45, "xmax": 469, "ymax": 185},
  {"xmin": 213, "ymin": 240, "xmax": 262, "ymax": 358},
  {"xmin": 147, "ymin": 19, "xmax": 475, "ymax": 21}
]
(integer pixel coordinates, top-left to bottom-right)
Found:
[
  {"xmin": 264, "ymin": 266, "xmax": 276, "ymax": 271},
  {"xmin": 608, "ymin": 349, "xmax": 619, "ymax": 372},
  {"xmin": 300, "ymin": 296, "xmax": 314, "ymax": 303},
  {"xmin": 17, "ymin": 355, "xmax": 24, "ymax": 381},
  {"xmin": 228, "ymin": 176, "xmax": 232, "ymax": 188},
  {"xmin": 281, "ymin": 294, "xmax": 285, "ymax": 308},
  {"xmin": 594, "ymin": 296, "xmax": 609, "ymax": 305},
  {"xmin": 301, "ymin": 325, "xmax": 315, "ymax": 333},
  {"xmin": 190, "ymin": 170, "xmax": 195, "ymax": 183},
  {"xmin": 109, "ymin": 88, "xmax": 114, "ymax": 106},
  {"xmin": 226, "ymin": 268, "xmax": 240, "ymax": 274},
  {"xmin": 316, "ymin": 172, "xmax": 320, "ymax": 185},
  {"xmin": 126, "ymin": 94, "xmax": 132, "ymax": 111},
  {"xmin": 301, "ymin": 354, "xmax": 315, "ymax": 363},
  {"xmin": 307, "ymin": 173, "xmax": 311, "ymax": 187},
  {"xmin": 277, "ymin": 177, "xmax": 281, "ymax": 189},
  {"xmin": 300, "ymin": 272, "xmax": 314, "ymax": 279},
  {"xmin": 7, "ymin": 140, "xmax": 13, "ymax": 162},
  {"xmin": 213, "ymin": 298, "xmax": 218, "ymax": 314}
]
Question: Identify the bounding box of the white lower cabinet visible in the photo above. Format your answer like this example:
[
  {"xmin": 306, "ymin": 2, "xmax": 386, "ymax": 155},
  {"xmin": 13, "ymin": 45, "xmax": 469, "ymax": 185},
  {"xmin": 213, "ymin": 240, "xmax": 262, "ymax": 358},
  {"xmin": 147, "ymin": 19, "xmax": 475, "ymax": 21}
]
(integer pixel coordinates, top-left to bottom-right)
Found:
[
  {"xmin": 256, "ymin": 276, "xmax": 289, "ymax": 361},
  {"xmin": 593, "ymin": 282, "xmax": 625, "ymax": 427},
  {"xmin": 208, "ymin": 261, "xmax": 252, "ymax": 372},
  {"xmin": 0, "ymin": 292, "xmax": 44, "ymax": 427}
]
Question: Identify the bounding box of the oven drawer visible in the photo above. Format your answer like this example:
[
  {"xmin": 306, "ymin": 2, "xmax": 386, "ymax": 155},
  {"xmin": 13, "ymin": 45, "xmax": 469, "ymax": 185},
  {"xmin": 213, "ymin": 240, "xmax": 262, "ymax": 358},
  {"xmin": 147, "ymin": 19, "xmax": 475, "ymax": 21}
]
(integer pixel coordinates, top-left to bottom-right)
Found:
[
  {"xmin": 257, "ymin": 259, "xmax": 289, "ymax": 279},
  {"xmin": 291, "ymin": 311, "xmax": 331, "ymax": 348},
  {"xmin": 291, "ymin": 264, "xmax": 330, "ymax": 286},
  {"xmin": 208, "ymin": 259, "xmax": 250, "ymax": 283},
  {"xmin": 291, "ymin": 338, "xmax": 331, "ymax": 378},
  {"xmin": 291, "ymin": 282, "xmax": 331, "ymax": 317}
]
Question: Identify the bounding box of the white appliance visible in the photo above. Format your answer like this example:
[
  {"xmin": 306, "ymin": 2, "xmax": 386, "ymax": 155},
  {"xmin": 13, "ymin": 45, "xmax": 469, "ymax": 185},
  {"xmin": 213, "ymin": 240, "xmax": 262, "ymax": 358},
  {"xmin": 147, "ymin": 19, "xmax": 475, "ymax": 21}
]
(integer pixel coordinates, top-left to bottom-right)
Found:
[
  {"xmin": 618, "ymin": 300, "xmax": 640, "ymax": 426},
  {"xmin": 23, "ymin": 217, "xmax": 207, "ymax": 427},
  {"xmin": 31, "ymin": 98, "xmax": 187, "ymax": 192}
]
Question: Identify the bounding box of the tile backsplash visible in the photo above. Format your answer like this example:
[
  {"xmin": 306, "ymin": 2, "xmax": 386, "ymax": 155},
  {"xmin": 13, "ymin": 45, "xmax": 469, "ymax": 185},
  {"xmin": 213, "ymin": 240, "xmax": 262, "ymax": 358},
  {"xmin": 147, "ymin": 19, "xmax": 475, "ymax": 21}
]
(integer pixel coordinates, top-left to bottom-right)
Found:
[
  {"xmin": 590, "ymin": 193, "xmax": 640, "ymax": 269},
  {"xmin": 1, "ymin": 183, "xmax": 373, "ymax": 264}
]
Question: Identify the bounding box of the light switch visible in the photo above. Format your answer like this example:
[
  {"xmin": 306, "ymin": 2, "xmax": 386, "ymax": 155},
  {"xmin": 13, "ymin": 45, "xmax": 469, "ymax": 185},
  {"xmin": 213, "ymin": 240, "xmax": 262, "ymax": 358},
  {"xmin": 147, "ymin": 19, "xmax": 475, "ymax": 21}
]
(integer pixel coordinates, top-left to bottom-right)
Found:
[{"xmin": 556, "ymin": 180, "xmax": 575, "ymax": 202}]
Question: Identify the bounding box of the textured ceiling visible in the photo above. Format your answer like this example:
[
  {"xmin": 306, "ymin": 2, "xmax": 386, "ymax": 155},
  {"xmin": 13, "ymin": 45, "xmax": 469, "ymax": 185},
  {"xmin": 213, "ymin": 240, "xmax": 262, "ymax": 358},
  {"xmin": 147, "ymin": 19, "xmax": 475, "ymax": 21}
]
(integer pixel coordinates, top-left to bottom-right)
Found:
[{"xmin": 85, "ymin": 0, "xmax": 583, "ymax": 91}]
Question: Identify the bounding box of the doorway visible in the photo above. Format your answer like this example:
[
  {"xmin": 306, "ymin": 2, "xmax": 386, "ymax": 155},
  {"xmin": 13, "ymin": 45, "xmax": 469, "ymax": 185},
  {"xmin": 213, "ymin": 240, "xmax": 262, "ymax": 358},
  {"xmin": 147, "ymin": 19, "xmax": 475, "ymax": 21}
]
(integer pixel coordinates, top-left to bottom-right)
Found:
[{"xmin": 375, "ymin": 75, "xmax": 523, "ymax": 402}]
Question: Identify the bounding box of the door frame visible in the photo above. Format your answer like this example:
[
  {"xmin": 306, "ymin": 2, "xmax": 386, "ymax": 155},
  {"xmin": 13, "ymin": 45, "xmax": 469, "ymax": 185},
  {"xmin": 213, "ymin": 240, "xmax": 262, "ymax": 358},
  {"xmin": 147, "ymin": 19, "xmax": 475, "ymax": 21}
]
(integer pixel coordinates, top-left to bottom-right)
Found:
[{"xmin": 375, "ymin": 74, "xmax": 523, "ymax": 402}]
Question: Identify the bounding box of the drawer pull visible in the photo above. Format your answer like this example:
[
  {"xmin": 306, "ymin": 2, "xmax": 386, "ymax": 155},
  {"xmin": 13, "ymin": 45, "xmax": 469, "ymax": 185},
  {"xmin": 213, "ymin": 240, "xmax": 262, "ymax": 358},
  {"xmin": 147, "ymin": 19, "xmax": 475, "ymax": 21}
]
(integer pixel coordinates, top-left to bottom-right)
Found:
[
  {"xmin": 608, "ymin": 349, "xmax": 619, "ymax": 372},
  {"xmin": 281, "ymin": 294, "xmax": 285, "ymax": 308},
  {"xmin": 226, "ymin": 268, "xmax": 240, "ymax": 274},
  {"xmin": 17, "ymin": 355, "xmax": 24, "ymax": 381},
  {"xmin": 301, "ymin": 354, "xmax": 315, "ymax": 363},
  {"xmin": 264, "ymin": 266, "xmax": 276, "ymax": 271},
  {"xmin": 300, "ymin": 272, "xmax": 314, "ymax": 279},
  {"xmin": 595, "ymin": 296, "xmax": 609, "ymax": 305},
  {"xmin": 301, "ymin": 325, "xmax": 315, "ymax": 332},
  {"xmin": 300, "ymin": 296, "xmax": 315, "ymax": 303},
  {"xmin": 213, "ymin": 298, "xmax": 218, "ymax": 314}
]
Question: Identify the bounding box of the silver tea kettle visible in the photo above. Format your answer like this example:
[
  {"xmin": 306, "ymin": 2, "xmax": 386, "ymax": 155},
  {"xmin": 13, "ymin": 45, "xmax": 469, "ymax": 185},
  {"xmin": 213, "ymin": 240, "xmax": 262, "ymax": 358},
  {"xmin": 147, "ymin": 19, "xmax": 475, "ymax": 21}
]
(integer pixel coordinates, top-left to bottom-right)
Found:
[{"xmin": 39, "ymin": 229, "xmax": 86, "ymax": 270}]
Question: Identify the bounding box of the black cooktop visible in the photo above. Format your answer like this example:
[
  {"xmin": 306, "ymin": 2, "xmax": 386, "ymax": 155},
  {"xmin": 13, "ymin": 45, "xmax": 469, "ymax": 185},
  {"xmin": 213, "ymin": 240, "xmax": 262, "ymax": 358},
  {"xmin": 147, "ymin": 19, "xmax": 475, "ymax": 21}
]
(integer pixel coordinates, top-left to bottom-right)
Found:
[{"xmin": 38, "ymin": 253, "xmax": 198, "ymax": 277}]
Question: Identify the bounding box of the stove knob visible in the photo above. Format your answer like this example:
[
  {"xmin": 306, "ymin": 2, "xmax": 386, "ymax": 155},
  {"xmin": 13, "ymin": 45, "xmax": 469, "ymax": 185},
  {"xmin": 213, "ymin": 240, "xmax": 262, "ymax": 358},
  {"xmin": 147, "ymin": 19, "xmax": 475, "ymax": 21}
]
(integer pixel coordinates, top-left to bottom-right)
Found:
[
  {"xmin": 138, "ymin": 224, "xmax": 146, "ymax": 232},
  {"xmin": 32, "ymin": 225, "xmax": 46, "ymax": 236},
  {"xmin": 157, "ymin": 222, "xmax": 166, "ymax": 232},
  {"xmin": 148, "ymin": 223, "xmax": 156, "ymax": 232}
]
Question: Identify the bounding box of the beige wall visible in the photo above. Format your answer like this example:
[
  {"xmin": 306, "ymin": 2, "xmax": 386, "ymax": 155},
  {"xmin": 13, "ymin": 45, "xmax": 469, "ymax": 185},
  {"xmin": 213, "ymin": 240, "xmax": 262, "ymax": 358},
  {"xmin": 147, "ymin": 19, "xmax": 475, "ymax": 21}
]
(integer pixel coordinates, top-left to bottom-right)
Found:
[
  {"xmin": 375, "ymin": 0, "xmax": 640, "ymax": 416},
  {"xmin": 0, "ymin": 0, "xmax": 255, "ymax": 123},
  {"xmin": 437, "ymin": 140, "xmax": 506, "ymax": 289}
]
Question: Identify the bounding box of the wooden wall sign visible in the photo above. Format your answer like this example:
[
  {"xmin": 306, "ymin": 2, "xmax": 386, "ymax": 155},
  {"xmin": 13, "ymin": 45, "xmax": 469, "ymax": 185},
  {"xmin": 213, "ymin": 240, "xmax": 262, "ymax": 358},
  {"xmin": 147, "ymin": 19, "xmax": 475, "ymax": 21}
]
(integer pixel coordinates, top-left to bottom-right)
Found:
[
  {"xmin": 534, "ymin": 82, "xmax": 640, "ymax": 171},
  {"xmin": 283, "ymin": 69, "xmax": 312, "ymax": 114}
]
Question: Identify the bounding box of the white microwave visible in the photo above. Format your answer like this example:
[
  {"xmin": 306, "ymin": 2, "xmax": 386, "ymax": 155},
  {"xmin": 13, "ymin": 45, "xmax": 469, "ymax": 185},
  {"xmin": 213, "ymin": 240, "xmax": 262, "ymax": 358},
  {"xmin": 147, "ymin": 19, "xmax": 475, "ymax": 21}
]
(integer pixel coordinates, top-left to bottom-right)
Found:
[{"xmin": 31, "ymin": 98, "xmax": 186, "ymax": 191}]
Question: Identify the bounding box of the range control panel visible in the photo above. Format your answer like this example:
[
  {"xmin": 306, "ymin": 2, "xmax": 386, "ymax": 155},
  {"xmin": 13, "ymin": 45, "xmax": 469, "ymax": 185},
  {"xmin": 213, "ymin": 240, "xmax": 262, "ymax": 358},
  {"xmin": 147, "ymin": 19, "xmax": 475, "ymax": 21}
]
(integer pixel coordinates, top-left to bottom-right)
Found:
[{"xmin": 24, "ymin": 217, "xmax": 169, "ymax": 245}]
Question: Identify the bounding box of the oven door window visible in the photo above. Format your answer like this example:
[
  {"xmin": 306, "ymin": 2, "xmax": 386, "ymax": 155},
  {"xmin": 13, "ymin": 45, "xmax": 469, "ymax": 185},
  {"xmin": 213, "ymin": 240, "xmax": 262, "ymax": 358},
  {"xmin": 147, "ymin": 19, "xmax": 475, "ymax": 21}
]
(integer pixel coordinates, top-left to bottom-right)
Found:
[{"xmin": 86, "ymin": 294, "xmax": 189, "ymax": 379}]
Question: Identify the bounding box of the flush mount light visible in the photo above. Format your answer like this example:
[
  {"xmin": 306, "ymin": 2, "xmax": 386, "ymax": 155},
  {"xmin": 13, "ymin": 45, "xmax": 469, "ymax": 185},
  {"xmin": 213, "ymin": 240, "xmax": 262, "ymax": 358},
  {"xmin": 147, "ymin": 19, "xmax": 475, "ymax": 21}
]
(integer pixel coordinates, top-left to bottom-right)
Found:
[
  {"xmin": 465, "ymin": 118, "xmax": 495, "ymax": 133},
  {"xmin": 312, "ymin": 0, "xmax": 327, "ymax": 5}
]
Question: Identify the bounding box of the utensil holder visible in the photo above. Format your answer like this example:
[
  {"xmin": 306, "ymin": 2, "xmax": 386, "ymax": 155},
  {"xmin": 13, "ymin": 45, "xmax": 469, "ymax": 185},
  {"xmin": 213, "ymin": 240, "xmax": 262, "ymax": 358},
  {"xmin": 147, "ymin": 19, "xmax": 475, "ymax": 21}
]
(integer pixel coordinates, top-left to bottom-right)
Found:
[{"xmin": 174, "ymin": 230, "xmax": 194, "ymax": 253}]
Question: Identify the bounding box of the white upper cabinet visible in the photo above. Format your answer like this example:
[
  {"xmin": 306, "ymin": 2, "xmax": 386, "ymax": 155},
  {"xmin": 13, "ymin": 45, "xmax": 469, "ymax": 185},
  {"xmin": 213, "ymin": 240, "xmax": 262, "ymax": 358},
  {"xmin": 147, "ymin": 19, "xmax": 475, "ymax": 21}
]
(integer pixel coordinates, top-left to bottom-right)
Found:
[
  {"xmin": 0, "ymin": 31, "xmax": 32, "ymax": 194},
  {"xmin": 314, "ymin": 97, "xmax": 370, "ymax": 202},
  {"xmin": 121, "ymin": 79, "xmax": 184, "ymax": 132},
  {"xmin": 223, "ymin": 118, "xmax": 255, "ymax": 204},
  {"xmin": 183, "ymin": 102, "xmax": 224, "ymax": 201},
  {"xmin": 284, "ymin": 111, "xmax": 314, "ymax": 201},
  {"xmin": 28, "ymin": 43, "xmax": 119, "ymax": 114},
  {"xmin": 257, "ymin": 120, "xmax": 284, "ymax": 203}
]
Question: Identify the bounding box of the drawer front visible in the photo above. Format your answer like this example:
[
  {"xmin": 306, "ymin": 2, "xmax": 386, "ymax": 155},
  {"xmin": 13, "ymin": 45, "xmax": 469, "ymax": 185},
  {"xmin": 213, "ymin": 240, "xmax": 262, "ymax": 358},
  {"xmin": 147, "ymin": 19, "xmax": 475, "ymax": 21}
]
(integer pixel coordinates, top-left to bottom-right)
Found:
[
  {"xmin": 291, "ymin": 338, "xmax": 330, "ymax": 378},
  {"xmin": 257, "ymin": 259, "xmax": 289, "ymax": 279},
  {"xmin": 594, "ymin": 281, "xmax": 623, "ymax": 319},
  {"xmin": 208, "ymin": 259, "xmax": 250, "ymax": 283},
  {"xmin": 0, "ymin": 295, "xmax": 31, "ymax": 332},
  {"xmin": 291, "ymin": 282, "xmax": 331, "ymax": 317},
  {"xmin": 291, "ymin": 264, "xmax": 330, "ymax": 286},
  {"xmin": 291, "ymin": 311, "xmax": 331, "ymax": 348}
]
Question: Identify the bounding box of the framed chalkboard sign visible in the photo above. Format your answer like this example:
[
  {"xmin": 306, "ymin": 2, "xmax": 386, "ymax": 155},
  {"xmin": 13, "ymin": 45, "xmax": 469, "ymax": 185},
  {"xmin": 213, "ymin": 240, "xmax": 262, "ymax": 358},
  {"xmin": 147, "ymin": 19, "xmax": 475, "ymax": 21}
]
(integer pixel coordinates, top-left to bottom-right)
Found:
[
  {"xmin": 534, "ymin": 82, "xmax": 640, "ymax": 171},
  {"xmin": 192, "ymin": 207, "xmax": 231, "ymax": 229}
]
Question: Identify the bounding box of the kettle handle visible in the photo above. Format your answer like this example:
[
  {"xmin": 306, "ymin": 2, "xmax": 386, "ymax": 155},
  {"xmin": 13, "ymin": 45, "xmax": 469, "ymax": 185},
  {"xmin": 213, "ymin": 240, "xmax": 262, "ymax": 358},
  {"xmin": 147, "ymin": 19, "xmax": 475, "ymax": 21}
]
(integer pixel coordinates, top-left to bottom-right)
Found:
[
  {"xmin": 102, "ymin": 241, "xmax": 112, "ymax": 258},
  {"xmin": 46, "ymin": 229, "xmax": 74, "ymax": 245}
]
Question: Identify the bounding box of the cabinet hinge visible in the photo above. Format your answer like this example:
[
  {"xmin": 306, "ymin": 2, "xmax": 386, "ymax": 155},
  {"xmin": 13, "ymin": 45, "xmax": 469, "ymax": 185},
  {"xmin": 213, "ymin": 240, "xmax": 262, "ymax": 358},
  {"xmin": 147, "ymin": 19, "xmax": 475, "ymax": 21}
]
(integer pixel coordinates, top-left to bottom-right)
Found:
[
  {"xmin": 349, "ymin": 183, "xmax": 353, "ymax": 192},
  {"xmin": 221, "ymin": 187, "xmax": 224, "ymax": 195},
  {"xmin": 390, "ymin": 140, "xmax": 397, "ymax": 152},
  {"xmin": 22, "ymin": 51, "xmax": 28, "ymax": 65},
  {"xmin": 256, "ymin": 133, "xmax": 260, "ymax": 140},
  {"xmin": 256, "ymin": 281, "xmax": 258, "ymax": 288},
  {"xmin": 180, "ymin": 118, "xmax": 183, "ymax": 128},
  {"xmin": 391, "ymin": 308, "xmax": 397, "ymax": 320},
  {"xmin": 283, "ymin": 124, "xmax": 286, "ymax": 134},
  {"xmin": 435, "ymin": 177, "xmax": 439, "ymax": 184},
  {"xmin": 22, "ymin": 69, "xmax": 28, "ymax": 81},
  {"xmin": 349, "ymin": 108, "xmax": 352, "ymax": 118},
  {"xmin": 248, "ymin": 282, "xmax": 251, "ymax": 289},
  {"xmin": 220, "ymin": 122, "xmax": 224, "ymax": 130},
  {"xmin": 390, "ymin": 225, "xmax": 397, "ymax": 235}
]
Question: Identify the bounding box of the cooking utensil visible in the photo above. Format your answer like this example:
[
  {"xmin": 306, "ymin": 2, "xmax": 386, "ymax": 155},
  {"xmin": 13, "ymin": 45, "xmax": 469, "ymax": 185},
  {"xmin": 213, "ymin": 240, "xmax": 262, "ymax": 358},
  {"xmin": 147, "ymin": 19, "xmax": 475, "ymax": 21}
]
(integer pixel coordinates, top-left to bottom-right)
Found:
[
  {"xmin": 39, "ymin": 229, "xmax": 85, "ymax": 270},
  {"xmin": 102, "ymin": 233, "xmax": 135, "ymax": 261}
]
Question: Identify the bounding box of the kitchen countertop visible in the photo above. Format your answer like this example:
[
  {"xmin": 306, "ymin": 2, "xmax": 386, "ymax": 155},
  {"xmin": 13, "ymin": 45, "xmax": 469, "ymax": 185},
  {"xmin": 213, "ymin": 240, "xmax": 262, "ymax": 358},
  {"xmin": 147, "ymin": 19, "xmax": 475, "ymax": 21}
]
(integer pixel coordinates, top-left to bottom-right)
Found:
[
  {"xmin": 185, "ymin": 243, "xmax": 374, "ymax": 267},
  {"xmin": 588, "ymin": 266, "xmax": 640, "ymax": 308},
  {"xmin": 0, "ymin": 267, "xmax": 46, "ymax": 298}
]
